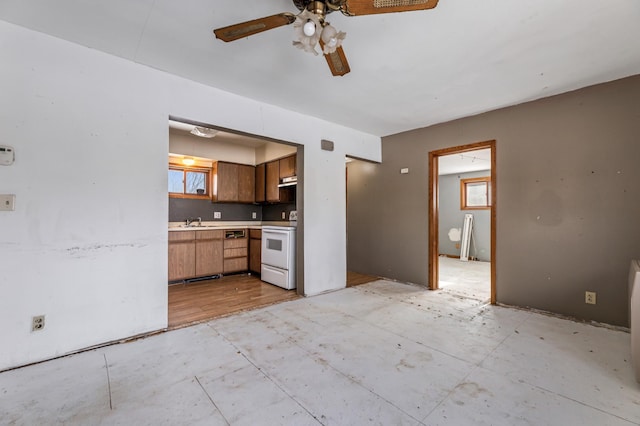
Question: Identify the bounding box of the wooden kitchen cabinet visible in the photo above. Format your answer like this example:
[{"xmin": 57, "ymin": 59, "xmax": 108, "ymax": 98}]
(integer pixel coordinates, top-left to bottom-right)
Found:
[
  {"xmin": 255, "ymin": 163, "xmax": 265, "ymax": 203},
  {"xmin": 168, "ymin": 231, "xmax": 196, "ymax": 281},
  {"xmin": 195, "ymin": 230, "xmax": 223, "ymax": 277},
  {"xmin": 238, "ymin": 164, "xmax": 255, "ymax": 203},
  {"xmin": 265, "ymin": 159, "xmax": 294, "ymax": 203},
  {"xmin": 223, "ymin": 229, "xmax": 248, "ymax": 273},
  {"xmin": 212, "ymin": 161, "xmax": 255, "ymax": 203},
  {"xmin": 213, "ymin": 162, "xmax": 237, "ymax": 202},
  {"xmin": 168, "ymin": 229, "xmax": 224, "ymax": 281},
  {"xmin": 279, "ymin": 155, "xmax": 296, "ymax": 179},
  {"xmin": 265, "ymin": 160, "xmax": 280, "ymax": 203},
  {"xmin": 249, "ymin": 229, "xmax": 262, "ymax": 274}
]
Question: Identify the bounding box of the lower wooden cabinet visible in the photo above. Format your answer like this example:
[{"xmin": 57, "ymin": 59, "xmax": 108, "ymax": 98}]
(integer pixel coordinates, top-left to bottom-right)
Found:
[
  {"xmin": 223, "ymin": 233, "xmax": 248, "ymax": 273},
  {"xmin": 195, "ymin": 230, "xmax": 223, "ymax": 276},
  {"xmin": 249, "ymin": 229, "xmax": 262, "ymax": 274},
  {"xmin": 168, "ymin": 229, "xmax": 224, "ymax": 281},
  {"xmin": 168, "ymin": 231, "xmax": 196, "ymax": 281}
]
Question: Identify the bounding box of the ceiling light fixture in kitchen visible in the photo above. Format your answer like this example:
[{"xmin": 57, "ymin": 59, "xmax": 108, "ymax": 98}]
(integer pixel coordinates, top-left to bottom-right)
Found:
[
  {"xmin": 190, "ymin": 126, "xmax": 219, "ymax": 138},
  {"xmin": 182, "ymin": 157, "xmax": 195, "ymax": 166}
]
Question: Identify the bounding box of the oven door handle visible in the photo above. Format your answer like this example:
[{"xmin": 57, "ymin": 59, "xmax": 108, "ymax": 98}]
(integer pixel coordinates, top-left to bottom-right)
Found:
[{"xmin": 263, "ymin": 229, "xmax": 289, "ymax": 237}]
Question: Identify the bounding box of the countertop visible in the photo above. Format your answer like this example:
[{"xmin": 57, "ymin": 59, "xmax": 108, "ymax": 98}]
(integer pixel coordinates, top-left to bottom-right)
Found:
[{"xmin": 168, "ymin": 221, "xmax": 296, "ymax": 231}]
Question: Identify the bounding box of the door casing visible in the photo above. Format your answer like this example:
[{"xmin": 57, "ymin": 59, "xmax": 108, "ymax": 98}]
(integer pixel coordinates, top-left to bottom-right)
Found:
[{"xmin": 428, "ymin": 140, "xmax": 497, "ymax": 304}]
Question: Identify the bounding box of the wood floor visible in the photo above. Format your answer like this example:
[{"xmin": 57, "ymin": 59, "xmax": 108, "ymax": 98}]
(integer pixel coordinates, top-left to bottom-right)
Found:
[
  {"xmin": 168, "ymin": 271, "xmax": 379, "ymax": 329},
  {"xmin": 346, "ymin": 271, "xmax": 379, "ymax": 287}
]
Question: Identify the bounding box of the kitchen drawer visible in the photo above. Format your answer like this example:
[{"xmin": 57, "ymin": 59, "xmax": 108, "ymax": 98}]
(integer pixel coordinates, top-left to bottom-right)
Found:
[
  {"xmin": 168, "ymin": 231, "xmax": 195, "ymax": 242},
  {"xmin": 224, "ymin": 247, "xmax": 248, "ymax": 258},
  {"xmin": 195, "ymin": 229, "xmax": 223, "ymax": 240},
  {"xmin": 224, "ymin": 257, "xmax": 248, "ymax": 273},
  {"xmin": 249, "ymin": 229, "xmax": 262, "ymax": 239},
  {"xmin": 224, "ymin": 238, "xmax": 247, "ymax": 249}
]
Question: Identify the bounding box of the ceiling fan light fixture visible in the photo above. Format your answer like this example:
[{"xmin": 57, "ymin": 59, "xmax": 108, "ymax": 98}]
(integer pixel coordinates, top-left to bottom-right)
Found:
[
  {"xmin": 190, "ymin": 126, "xmax": 218, "ymax": 138},
  {"xmin": 293, "ymin": 9, "xmax": 322, "ymax": 55},
  {"xmin": 303, "ymin": 19, "xmax": 316, "ymax": 36},
  {"xmin": 320, "ymin": 23, "xmax": 346, "ymax": 54}
]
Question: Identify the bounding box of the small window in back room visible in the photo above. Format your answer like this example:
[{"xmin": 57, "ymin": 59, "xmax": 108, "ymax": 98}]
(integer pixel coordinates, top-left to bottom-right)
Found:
[
  {"xmin": 460, "ymin": 176, "xmax": 490, "ymax": 209},
  {"xmin": 169, "ymin": 166, "xmax": 210, "ymax": 198}
]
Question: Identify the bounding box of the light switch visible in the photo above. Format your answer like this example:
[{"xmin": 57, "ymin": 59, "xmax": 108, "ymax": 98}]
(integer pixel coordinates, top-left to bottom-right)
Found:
[
  {"xmin": 0, "ymin": 194, "xmax": 15, "ymax": 211},
  {"xmin": 0, "ymin": 145, "xmax": 14, "ymax": 166}
]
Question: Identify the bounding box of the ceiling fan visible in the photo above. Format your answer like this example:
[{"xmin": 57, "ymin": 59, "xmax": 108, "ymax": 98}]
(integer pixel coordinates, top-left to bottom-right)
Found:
[{"xmin": 213, "ymin": 0, "xmax": 439, "ymax": 77}]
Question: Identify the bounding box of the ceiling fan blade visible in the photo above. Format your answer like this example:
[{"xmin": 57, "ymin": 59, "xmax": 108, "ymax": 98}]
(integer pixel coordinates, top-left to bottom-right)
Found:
[
  {"xmin": 214, "ymin": 13, "xmax": 296, "ymax": 42},
  {"xmin": 322, "ymin": 44, "xmax": 351, "ymax": 77},
  {"xmin": 344, "ymin": 0, "xmax": 438, "ymax": 16}
]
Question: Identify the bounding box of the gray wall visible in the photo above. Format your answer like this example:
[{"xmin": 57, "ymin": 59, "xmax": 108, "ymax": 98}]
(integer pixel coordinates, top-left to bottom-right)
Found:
[
  {"xmin": 346, "ymin": 74, "xmax": 640, "ymax": 327},
  {"xmin": 263, "ymin": 203, "xmax": 297, "ymax": 221},
  {"xmin": 169, "ymin": 199, "xmax": 261, "ymax": 222},
  {"xmin": 438, "ymin": 170, "xmax": 491, "ymax": 261},
  {"xmin": 169, "ymin": 198, "xmax": 297, "ymax": 223}
]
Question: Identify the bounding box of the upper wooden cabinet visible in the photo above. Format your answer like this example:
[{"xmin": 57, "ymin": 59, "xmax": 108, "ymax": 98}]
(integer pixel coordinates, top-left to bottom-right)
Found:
[
  {"xmin": 265, "ymin": 160, "xmax": 280, "ymax": 203},
  {"xmin": 261, "ymin": 154, "xmax": 296, "ymax": 204},
  {"xmin": 238, "ymin": 164, "xmax": 255, "ymax": 203},
  {"xmin": 255, "ymin": 163, "xmax": 265, "ymax": 203},
  {"xmin": 279, "ymin": 155, "xmax": 296, "ymax": 179},
  {"xmin": 212, "ymin": 161, "xmax": 255, "ymax": 203},
  {"xmin": 213, "ymin": 162, "xmax": 237, "ymax": 202}
]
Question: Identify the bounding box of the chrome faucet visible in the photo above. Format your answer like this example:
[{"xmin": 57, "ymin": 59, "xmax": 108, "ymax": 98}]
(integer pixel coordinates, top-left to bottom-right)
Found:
[{"xmin": 186, "ymin": 217, "xmax": 202, "ymax": 227}]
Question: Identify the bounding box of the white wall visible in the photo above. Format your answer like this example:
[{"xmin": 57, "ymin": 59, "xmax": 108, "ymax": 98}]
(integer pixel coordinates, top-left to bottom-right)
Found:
[{"xmin": 0, "ymin": 20, "xmax": 381, "ymax": 370}]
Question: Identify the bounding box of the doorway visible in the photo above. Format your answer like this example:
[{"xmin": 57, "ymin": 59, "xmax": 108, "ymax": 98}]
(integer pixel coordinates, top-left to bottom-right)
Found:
[
  {"xmin": 428, "ymin": 141, "xmax": 496, "ymax": 304},
  {"xmin": 166, "ymin": 117, "xmax": 303, "ymax": 328}
]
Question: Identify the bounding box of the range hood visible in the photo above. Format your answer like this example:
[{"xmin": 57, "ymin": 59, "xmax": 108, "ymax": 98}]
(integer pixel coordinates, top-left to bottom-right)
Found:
[{"xmin": 278, "ymin": 176, "xmax": 297, "ymax": 188}]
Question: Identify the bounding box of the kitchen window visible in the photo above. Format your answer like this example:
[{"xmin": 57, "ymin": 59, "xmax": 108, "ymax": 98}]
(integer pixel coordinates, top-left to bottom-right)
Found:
[
  {"xmin": 169, "ymin": 166, "xmax": 210, "ymax": 198},
  {"xmin": 460, "ymin": 176, "xmax": 490, "ymax": 210}
]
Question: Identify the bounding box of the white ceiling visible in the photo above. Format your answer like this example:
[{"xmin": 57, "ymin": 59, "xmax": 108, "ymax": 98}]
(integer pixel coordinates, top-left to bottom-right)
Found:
[
  {"xmin": 2, "ymin": 0, "xmax": 639, "ymax": 137},
  {"xmin": 438, "ymin": 148, "xmax": 491, "ymax": 175},
  {"xmin": 168, "ymin": 119, "xmax": 268, "ymax": 148}
]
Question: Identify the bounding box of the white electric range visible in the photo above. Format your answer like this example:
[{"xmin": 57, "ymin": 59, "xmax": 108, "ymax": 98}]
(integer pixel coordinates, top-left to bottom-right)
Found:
[{"xmin": 261, "ymin": 225, "xmax": 296, "ymax": 290}]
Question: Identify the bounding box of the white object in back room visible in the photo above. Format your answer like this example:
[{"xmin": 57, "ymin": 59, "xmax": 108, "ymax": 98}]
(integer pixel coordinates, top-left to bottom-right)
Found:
[
  {"xmin": 0, "ymin": 145, "xmax": 15, "ymax": 165},
  {"xmin": 629, "ymin": 259, "xmax": 640, "ymax": 382}
]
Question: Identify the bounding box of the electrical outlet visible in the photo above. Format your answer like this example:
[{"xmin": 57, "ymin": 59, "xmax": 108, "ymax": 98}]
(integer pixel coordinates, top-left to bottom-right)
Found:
[
  {"xmin": 252, "ymin": 212, "xmax": 257, "ymax": 219},
  {"xmin": 585, "ymin": 291, "xmax": 596, "ymax": 305},
  {"xmin": 213, "ymin": 211, "xmax": 221, "ymax": 219},
  {"xmin": 0, "ymin": 194, "xmax": 15, "ymax": 211},
  {"xmin": 32, "ymin": 315, "xmax": 45, "ymax": 331},
  {"xmin": 281, "ymin": 211, "xmax": 286, "ymax": 220}
]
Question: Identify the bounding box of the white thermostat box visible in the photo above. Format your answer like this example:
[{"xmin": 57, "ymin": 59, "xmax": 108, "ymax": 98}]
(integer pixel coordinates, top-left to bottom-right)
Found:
[{"xmin": 0, "ymin": 145, "xmax": 14, "ymax": 165}]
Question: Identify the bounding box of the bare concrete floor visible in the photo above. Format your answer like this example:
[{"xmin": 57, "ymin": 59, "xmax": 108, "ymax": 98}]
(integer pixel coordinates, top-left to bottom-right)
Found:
[
  {"xmin": 439, "ymin": 256, "xmax": 491, "ymax": 302},
  {"xmin": 1, "ymin": 280, "xmax": 637, "ymax": 425}
]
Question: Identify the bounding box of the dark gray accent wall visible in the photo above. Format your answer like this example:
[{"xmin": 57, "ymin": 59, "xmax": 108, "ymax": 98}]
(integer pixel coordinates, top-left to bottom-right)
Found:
[
  {"xmin": 347, "ymin": 74, "xmax": 640, "ymax": 327},
  {"xmin": 263, "ymin": 203, "xmax": 297, "ymax": 221},
  {"xmin": 438, "ymin": 170, "xmax": 491, "ymax": 261},
  {"xmin": 169, "ymin": 198, "xmax": 262, "ymax": 222}
]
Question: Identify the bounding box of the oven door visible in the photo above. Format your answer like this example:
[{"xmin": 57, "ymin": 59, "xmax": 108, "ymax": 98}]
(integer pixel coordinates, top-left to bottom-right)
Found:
[{"xmin": 261, "ymin": 228, "xmax": 291, "ymax": 270}]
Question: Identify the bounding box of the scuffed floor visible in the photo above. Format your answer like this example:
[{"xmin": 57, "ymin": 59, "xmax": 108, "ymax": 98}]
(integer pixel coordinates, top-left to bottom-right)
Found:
[
  {"xmin": 1, "ymin": 280, "xmax": 638, "ymax": 425},
  {"xmin": 439, "ymin": 256, "xmax": 491, "ymax": 302}
]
